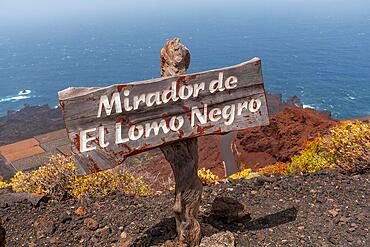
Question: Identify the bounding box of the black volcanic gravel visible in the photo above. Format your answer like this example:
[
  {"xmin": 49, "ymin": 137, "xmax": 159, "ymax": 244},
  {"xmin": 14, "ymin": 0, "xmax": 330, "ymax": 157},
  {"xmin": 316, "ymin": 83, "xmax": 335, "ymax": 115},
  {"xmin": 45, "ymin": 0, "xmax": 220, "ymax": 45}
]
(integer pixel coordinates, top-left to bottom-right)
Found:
[{"xmin": 1, "ymin": 170, "xmax": 369, "ymax": 247}]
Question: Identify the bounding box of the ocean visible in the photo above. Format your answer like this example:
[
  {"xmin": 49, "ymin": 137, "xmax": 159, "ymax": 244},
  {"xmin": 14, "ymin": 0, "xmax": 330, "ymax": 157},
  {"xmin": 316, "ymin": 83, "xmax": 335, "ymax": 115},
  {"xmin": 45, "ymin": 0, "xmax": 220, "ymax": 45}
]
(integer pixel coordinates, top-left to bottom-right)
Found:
[{"xmin": 0, "ymin": 0, "xmax": 369, "ymax": 119}]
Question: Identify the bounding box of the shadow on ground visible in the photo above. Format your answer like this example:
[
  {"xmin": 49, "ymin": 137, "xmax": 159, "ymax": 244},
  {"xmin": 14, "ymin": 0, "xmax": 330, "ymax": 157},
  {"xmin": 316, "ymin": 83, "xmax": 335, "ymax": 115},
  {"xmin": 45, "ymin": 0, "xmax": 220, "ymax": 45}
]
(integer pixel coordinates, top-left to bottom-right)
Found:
[
  {"xmin": 131, "ymin": 198, "xmax": 298, "ymax": 246},
  {"xmin": 204, "ymin": 206, "xmax": 298, "ymax": 232}
]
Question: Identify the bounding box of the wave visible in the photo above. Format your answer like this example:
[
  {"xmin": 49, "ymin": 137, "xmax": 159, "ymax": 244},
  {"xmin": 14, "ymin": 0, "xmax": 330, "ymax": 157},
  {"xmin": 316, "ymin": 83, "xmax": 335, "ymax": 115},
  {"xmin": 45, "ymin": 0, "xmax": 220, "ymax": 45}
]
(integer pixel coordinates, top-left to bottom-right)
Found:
[
  {"xmin": 18, "ymin": 89, "xmax": 32, "ymax": 95},
  {"xmin": 303, "ymin": 104, "xmax": 315, "ymax": 109},
  {"xmin": 0, "ymin": 95, "xmax": 31, "ymax": 103}
]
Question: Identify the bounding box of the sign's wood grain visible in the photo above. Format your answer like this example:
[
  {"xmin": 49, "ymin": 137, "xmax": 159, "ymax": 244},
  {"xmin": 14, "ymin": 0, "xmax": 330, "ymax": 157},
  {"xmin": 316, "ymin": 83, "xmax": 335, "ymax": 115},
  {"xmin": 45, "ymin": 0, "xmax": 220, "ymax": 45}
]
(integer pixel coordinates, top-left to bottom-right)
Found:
[{"xmin": 58, "ymin": 57, "xmax": 269, "ymax": 174}]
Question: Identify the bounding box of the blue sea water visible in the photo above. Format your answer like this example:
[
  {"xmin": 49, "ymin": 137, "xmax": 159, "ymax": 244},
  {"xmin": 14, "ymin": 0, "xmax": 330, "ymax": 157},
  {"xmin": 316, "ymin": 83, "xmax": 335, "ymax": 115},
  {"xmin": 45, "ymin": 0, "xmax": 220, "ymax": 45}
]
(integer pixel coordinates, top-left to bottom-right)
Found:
[{"xmin": 0, "ymin": 0, "xmax": 369, "ymax": 119}]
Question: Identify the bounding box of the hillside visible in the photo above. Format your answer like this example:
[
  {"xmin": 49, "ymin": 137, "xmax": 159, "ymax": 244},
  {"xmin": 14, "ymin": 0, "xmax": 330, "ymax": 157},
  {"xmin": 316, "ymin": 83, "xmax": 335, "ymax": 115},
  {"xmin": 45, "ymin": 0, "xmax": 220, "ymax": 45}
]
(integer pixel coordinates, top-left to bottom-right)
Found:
[
  {"xmin": 0, "ymin": 101, "xmax": 369, "ymax": 247},
  {"xmin": 1, "ymin": 170, "xmax": 369, "ymax": 246}
]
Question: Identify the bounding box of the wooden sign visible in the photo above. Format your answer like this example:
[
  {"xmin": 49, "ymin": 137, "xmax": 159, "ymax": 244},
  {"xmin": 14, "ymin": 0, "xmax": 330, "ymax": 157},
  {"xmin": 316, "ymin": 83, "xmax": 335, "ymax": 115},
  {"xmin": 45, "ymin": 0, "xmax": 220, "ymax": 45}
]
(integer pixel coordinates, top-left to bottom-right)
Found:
[{"xmin": 58, "ymin": 57, "xmax": 269, "ymax": 174}]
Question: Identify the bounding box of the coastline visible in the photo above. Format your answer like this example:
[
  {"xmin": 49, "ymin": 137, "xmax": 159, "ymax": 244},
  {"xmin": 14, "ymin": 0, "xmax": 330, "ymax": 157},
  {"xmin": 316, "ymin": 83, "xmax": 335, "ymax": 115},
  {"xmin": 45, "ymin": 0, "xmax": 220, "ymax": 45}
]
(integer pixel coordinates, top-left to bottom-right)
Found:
[{"xmin": 1, "ymin": 93, "xmax": 368, "ymax": 147}]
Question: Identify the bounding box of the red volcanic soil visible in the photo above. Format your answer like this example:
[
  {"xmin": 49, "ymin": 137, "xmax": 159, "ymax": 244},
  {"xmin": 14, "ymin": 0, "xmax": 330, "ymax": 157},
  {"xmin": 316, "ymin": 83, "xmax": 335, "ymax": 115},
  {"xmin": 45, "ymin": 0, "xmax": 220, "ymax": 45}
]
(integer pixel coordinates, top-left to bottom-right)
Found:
[
  {"xmin": 196, "ymin": 108, "xmax": 338, "ymax": 176},
  {"xmin": 234, "ymin": 107, "xmax": 338, "ymax": 170},
  {"xmin": 126, "ymin": 107, "xmax": 338, "ymax": 185},
  {"xmin": 198, "ymin": 135, "xmax": 225, "ymax": 177}
]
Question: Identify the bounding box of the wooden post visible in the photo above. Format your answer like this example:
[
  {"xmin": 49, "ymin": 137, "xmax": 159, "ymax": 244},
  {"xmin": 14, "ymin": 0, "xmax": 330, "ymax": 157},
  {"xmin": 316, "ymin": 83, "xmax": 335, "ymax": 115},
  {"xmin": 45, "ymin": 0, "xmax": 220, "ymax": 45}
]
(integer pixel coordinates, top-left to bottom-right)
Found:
[{"xmin": 159, "ymin": 38, "xmax": 203, "ymax": 246}]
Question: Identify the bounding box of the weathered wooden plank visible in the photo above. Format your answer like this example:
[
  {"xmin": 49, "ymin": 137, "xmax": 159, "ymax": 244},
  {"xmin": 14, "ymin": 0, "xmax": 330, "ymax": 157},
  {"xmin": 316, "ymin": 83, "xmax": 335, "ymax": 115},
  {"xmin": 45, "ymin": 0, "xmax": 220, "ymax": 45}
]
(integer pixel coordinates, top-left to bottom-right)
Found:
[
  {"xmin": 59, "ymin": 58, "xmax": 262, "ymax": 121},
  {"xmin": 62, "ymin": 84, "xmax": 265, "ymax": 130},
  {"xmin": 58, "ymin": 57, "xmax": 269, "ymax": 174}
]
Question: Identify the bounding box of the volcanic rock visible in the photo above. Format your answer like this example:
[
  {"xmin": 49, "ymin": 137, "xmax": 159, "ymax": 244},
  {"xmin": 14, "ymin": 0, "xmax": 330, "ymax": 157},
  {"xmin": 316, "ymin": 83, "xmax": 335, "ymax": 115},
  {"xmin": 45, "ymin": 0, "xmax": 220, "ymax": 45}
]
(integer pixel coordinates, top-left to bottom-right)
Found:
[
  {"xmin": 84, "ymin": 218, "xmax": 99, "ymax": 231},
  {"xmin": 0, "ymin": 192, "xmax": 48, "ymax": 208},
  {"xmin": 199, "ymin": 231, "xmax": 235, "ymax": 247},
  {"xmin": 210, "ymin": 197, "xmax": 245, "ymax": 219},
  {"xmin": 95, "ymin": 226, "xmax": 111, "ymax": 238}
]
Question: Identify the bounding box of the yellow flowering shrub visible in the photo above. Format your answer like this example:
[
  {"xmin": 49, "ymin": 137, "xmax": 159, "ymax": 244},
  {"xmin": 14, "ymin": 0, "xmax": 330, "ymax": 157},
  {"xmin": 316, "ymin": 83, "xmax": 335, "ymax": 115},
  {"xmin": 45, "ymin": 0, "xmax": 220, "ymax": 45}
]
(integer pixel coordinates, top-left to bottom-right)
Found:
[
  {"xmin": 198, "ymin": 168, "xmax": 219, "ymax": 184},
  {"xmin": 286, "ymin": 121, "xmax": 370, "ymax": 175},
  {"xmin": 8, "ymin": 155, "xmax": 151, "ymax": 200},
  {"xmin": 285, "ymin": 137, "xmax": 334, "ymax": 175},
  {"xmin": 0, "ymin": 176, "xmax": 10, "ymax": 189},
  {"xmin": 70, "ymin": 169, "xmax": 150, "ymax": 199},
  {"xmin": 324, "ymin": 121, "xmax": 369, "ymax": 173},
  {"xmin": 229, "ymin": 168, "xmax": 253, "ymax": 179},
  {"xmin": 198, "ymin": 167, "xmax": 257, "ymax": 184},
  {"xmin": 10, "ymin": 155, "xmax": 77, "ymax": 199}
]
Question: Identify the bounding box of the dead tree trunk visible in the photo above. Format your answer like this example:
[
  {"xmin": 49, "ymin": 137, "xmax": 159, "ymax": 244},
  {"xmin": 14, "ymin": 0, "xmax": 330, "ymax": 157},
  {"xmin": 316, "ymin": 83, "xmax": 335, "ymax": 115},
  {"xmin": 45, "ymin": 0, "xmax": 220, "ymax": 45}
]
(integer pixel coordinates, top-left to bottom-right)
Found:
[{"xmin": 159, "ymin": 38, "xmax": 203, "ymax": 247}]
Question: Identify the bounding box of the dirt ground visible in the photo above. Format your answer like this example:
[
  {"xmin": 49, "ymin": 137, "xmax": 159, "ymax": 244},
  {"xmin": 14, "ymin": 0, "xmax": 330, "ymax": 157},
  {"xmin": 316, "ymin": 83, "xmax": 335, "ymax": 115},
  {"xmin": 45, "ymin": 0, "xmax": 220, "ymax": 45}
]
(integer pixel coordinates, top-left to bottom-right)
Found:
[{"xmin": 1, "ymin": 170, "xmax": 369, "ymax": 247}]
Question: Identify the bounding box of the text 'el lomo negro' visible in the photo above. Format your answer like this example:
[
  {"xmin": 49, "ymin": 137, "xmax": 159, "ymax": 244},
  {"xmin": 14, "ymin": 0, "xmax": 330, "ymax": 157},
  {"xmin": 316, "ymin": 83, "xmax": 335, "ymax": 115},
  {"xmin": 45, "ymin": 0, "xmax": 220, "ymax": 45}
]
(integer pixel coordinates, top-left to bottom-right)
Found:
[{"xmin": 79, "ymin": 72, "xmax": 262, "ymax": 152}]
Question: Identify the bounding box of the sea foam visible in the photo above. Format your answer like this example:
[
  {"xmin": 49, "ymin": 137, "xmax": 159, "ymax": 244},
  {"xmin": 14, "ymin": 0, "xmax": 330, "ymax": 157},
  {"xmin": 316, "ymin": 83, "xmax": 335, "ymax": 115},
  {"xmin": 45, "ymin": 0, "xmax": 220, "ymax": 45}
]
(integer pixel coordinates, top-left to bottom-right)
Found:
[
  {"xmin": 18, "ymin": 89, "xmax": 32, "ymax": 95},
  {"xmin": 0, "ymin": 95, "xmax": 31, "ymax": 103},
  {"xmin": 303, "ymin": 104, "xmax": 315, "ymax": 109},
  {"xmin": 0, "ymin": 90, "xmax": 32, "ymax": 103}
]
